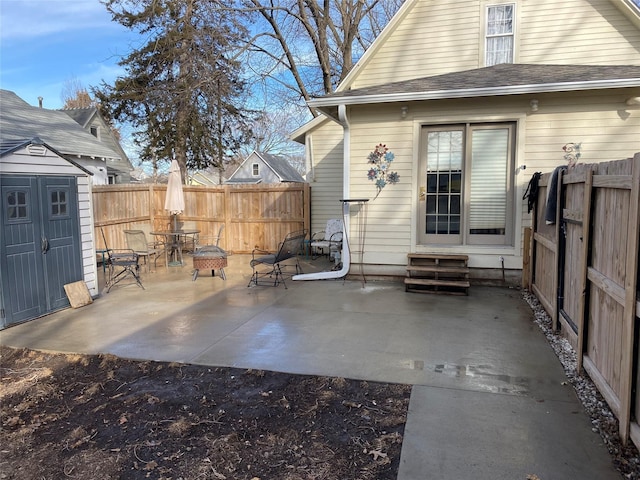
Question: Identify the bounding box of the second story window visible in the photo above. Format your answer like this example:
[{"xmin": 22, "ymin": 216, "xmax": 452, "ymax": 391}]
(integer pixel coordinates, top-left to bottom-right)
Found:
[
  {"xmin": 486, "ymin": 4, "xmax": 514, "ymax": 66},
  {"xmin": 90, "ymin": 125, "xmax": 101, "ymax": 140},
  {"xmin": 252, "ymin": 163, "xmax": 259, "ymax": 176}
]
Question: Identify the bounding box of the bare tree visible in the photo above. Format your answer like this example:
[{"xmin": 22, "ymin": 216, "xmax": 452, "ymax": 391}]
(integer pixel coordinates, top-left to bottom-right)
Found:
[
  {"xmin": 61, "ymin": 77, "xmax": 96, "ymax": 109},
  {"xmin": 240, "ymin": 0, "xmax": 404, "ymax": 115}
]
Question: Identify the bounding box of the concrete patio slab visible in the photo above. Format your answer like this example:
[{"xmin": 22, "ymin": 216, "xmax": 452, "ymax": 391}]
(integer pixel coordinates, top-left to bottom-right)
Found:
[{"xmin": 0, "ymin": 254, "xmax": 622, "ymax": 479}]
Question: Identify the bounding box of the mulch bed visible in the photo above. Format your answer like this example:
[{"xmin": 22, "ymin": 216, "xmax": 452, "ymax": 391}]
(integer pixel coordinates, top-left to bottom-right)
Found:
[{"xmin": 0, "ymin": 345, "xmax": 411, "ymax": 480}]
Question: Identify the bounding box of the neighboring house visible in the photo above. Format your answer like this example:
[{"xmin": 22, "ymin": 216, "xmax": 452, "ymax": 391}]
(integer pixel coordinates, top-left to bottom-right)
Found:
[
  {"xmin": 190, "ymin": 170, "xmax": 221, "ymax": 186},
  {"xmin": 189, "ymin": 165, "xmax": 234, "ymax": 186},
  {"xmin": 292, "ymin": 0, "xmax": 640, "ymax": 282},
  {"xmin": 0, "ymin": 138, "xmax": 98, "ymax": 328},
  {"xmin": 225, "ymin": 150, "xmax": 305, "ymax": 184},
  {"xmin": 62, "ymin": 107, "xmax": 134, "ymax": 184},
  {"xmin": 0, "ymin": 89, "xmax": 124, "ymax": 185}
]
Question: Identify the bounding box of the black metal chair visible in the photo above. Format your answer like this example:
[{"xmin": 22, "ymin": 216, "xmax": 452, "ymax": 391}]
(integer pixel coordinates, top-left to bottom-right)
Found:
[
  {"xmin": 100, "ymin": 228, "xmax": 144, "ymax": 292},
  {"xmin": 248, "ymin": 229, "xmax": 307, "ymax": 289}
]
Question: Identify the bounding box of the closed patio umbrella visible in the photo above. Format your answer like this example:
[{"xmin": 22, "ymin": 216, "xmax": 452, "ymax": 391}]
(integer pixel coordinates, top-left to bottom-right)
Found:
[
  {"xmin": 164, "ymin": 160, "xmax": 186, "ymax": 266},
  {"xmin": 164, "ymin": 159, "xmax": 185, "ymax": 231}
]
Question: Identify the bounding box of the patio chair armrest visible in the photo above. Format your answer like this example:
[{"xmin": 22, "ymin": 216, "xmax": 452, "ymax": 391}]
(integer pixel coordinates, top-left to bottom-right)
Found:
[
  {"xmin": 328, "ymin": 232, "xmax": 343, "ymax": 243},
  {"xmin": 196, "ymin": 235, "xmax": 222, "ymax": 248},
  {"xmin": 251, "ymin": 247, "xmax": 271, "ymax": 261}
]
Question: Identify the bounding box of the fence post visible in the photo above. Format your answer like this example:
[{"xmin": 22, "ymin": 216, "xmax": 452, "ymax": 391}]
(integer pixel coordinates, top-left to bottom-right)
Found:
[
  {"xmin": 552, "ymin": 168, "xmax": 565, "ymax": 331},
  {"xmin": 576, "ymin": 167, "xmax": 594, "ymax": 372},
  {"xmin": 522, "ymin": 227, "xmax": 531, "ymax": 289},
  {"xmin": 619, "ymin": 155, "xmax": 640, "ymax": 445}
]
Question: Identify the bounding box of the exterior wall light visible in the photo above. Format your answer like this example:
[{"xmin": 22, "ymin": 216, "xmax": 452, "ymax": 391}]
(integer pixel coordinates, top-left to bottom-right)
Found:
[{"xmin": 530, "ymin": 99, "xmax": 539, "ymax": 112}]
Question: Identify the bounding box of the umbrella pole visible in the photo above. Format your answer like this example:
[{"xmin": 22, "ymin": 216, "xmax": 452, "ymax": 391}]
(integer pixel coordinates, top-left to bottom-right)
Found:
[{"xmin": 168, "ymin": 214, "xmax": 182, "ymax": 267}]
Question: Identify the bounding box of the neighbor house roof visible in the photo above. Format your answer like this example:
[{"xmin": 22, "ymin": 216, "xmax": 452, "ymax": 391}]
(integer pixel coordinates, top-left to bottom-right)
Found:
[
  {"xmin": 225, "ymin": 177, "xmax": 262, "ymax": 184},
  {"xmin": 0, "ymin": 89, "xmax": 121, "ymax": 161},
  {"xmin": 62, "ymin": 107, "xmax": 97, "ymax": 128},
  {"xmin": 227, "ymin": 151, "xmax": 305, "ymax": 184},
  {"xmin": 309, "ymin": 64, "xmax": 640, "ymax": 111},
  {"xmin": 259, "ymin": 151, "xmax": 305, "ymax": 182}
]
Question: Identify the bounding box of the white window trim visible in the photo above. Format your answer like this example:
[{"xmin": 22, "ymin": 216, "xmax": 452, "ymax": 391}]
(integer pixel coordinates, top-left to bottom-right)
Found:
[
  {"xmin": 252, "ymin": 163, "xmax": 260, "ymax": 176},
  {"xmin": 410, "ymin": 113, "xmax": 526, "ymax": 259},
  {"xmin": 480, "ymin": 2, "xmax": 518, "ymax": 67}
]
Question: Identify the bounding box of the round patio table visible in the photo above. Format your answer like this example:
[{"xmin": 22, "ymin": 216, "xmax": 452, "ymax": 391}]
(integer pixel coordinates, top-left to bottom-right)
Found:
[{"xmin": 150, "ymin": 229, "xmax": 199, "ymax": 267}]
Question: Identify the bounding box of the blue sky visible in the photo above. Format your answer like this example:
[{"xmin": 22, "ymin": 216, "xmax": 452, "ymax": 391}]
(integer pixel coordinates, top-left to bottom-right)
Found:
[
  {"xmin": 0, "ymin": 0, "xmax": 138, "ymax": 109},
  {"xmin": 2, "ymin": 0, "xmax": 640, "ymax": 111}
]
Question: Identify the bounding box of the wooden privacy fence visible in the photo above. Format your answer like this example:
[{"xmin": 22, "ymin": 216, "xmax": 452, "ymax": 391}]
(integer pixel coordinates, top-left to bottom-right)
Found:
[
  {"xmin": 528, "ymin": 153, "xmax": 640, "ymax": 447},
  {"xmin": 93, "ymin": 183, "xmax": 311, "ymax": 254}
]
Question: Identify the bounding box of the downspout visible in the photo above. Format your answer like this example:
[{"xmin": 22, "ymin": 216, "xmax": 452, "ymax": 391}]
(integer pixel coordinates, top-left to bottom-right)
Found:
[
  {"xmin": 294, "ymin": 104, "xmax": 351, "ymax": 281},
  {"xmin": 306, "ymin": 133, "xmax": 315, "ymax": 182}
]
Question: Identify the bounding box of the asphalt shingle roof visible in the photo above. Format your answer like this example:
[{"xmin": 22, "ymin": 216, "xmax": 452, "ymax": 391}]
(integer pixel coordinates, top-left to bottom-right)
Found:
[
  {"xmin": 319, "ymin": 64, "xmax": 640, "ymax": 101},
  {"xmin": 0, "ymin": 90, "xmax": 121, "ymax": 160},
  {"xmin": 258, "ymin": 151, "xmax": 305, "ymax": 182}
]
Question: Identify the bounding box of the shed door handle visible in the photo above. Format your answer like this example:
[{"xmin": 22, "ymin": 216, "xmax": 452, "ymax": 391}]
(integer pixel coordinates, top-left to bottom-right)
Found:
[{"xmin": 41, "ymin": 237, "xmax": 49, "ymax": 254}]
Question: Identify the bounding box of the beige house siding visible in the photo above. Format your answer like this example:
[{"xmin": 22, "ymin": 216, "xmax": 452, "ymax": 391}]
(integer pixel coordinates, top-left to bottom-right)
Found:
[
  {"xmin": 306, "ymin": 120, "xmax": 346, "ymax": 236},
  {"xmin": 352, "ymin": 0, "xmax": 480, "ymax": 88},
  {"xmin": 299, "ymin": 0, "xmax": 640, "ymax": 280},
  {"xmin": 340, "ymin": 90, "xmax": 640, "ymax": 274},
  {"xmin": 519, "ymin": 1, "xmax": 640, "ymax": 64},
  {"xmin": 350, "ymin": 0, "xmax": 640, "ymax": 90}
]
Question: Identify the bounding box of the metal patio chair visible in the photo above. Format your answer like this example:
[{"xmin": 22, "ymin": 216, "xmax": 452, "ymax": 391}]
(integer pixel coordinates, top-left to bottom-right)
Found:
[
  {"xmin": 124, "ymin": 229, "xmax": 164, "ymax": 272},
  {"xmin": 310, "ymin": 218, "xmax": 343, "ymax": 262},
  {"xmin": 100, "ymin": 228, "xmax": 144, "ymax": 292},
  {"xmin": 248, "ymin": 229, "xmax": 307, "ymax": 289},
  {"xmin": 194, "ymin": 224, "xmax": 225, "ymax": 252}
]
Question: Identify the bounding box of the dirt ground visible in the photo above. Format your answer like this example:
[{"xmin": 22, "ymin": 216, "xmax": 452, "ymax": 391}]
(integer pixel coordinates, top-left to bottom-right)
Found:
[{"xmin": 0, "ymin": 345, "xmax": 411, "ymax": 480}]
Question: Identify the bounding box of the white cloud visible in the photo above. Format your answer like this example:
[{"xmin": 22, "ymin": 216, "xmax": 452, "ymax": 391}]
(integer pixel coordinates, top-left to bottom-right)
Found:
[{"xmin": 0, "ymin": 0, "xmax": 116, "ymax": 41}]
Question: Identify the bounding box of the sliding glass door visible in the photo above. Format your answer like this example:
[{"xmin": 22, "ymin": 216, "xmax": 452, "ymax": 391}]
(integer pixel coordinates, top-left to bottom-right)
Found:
[{"xmin": 418, "ymin": 123, "xmax": 515, "ymax": 246}]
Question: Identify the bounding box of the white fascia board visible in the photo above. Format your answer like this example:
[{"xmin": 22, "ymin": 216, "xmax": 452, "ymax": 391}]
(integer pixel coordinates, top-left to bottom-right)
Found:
[
  {"xmin": 308, "ymin": 78, "xmax": 640, "ymax": 108},
  {"xmin": 610, "ymin": 0, "xmax": 640, "ymax": 28}
]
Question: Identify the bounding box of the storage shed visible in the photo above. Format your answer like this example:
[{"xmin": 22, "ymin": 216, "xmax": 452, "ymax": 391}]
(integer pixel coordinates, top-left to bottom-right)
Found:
[{"xmin": 0, "ymin": 138, "xmax": 98, "ymax": 328}]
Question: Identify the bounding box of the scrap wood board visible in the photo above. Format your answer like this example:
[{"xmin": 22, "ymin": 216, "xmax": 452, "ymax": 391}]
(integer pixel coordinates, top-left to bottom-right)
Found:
[{"xmin": 64, "ymin": 281, "xmax": 93, "ymax": 308}]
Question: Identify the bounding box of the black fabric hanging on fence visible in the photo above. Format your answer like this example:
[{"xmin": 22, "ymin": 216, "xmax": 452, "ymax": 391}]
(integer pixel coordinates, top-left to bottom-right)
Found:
[
  {"xmin": 545, "ymin": 166, "xmax": 567, "ymax": 225},
  {"xmin": 522, "ymin": 171, "xmax": 542, "ymax": 214}
]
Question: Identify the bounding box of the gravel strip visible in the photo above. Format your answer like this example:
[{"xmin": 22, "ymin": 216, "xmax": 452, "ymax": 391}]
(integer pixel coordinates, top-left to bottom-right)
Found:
[{"xmin": 523, "ymin": 291, "xmax": 640, "ymax": 478}]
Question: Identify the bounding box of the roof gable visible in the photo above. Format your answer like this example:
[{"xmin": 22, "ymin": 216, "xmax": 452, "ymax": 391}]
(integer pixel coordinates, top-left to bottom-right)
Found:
[
  {"xmin": 62, "ymin": 107, "xmax": 98, "ymax": 128},
  {"xmin": 295, "ymin": 0, "xmax": 640, "ymax": 139},
  {"xmin": 228, "ymin": 151, "xmax": 305, "ymax": 183},
  {"xmin": 338, "ymin": 0, "xmax": 640, "ymax": 92}
]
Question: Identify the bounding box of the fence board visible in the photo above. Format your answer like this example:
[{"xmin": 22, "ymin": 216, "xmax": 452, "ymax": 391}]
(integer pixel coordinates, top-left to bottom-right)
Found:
[
  {"xmin": 530, "ymin": 154, "xmax": 640, "ymax": 447},
  {"xmin": 93, "ymin": 183, "xmax": 310, "ymax": 255}
]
